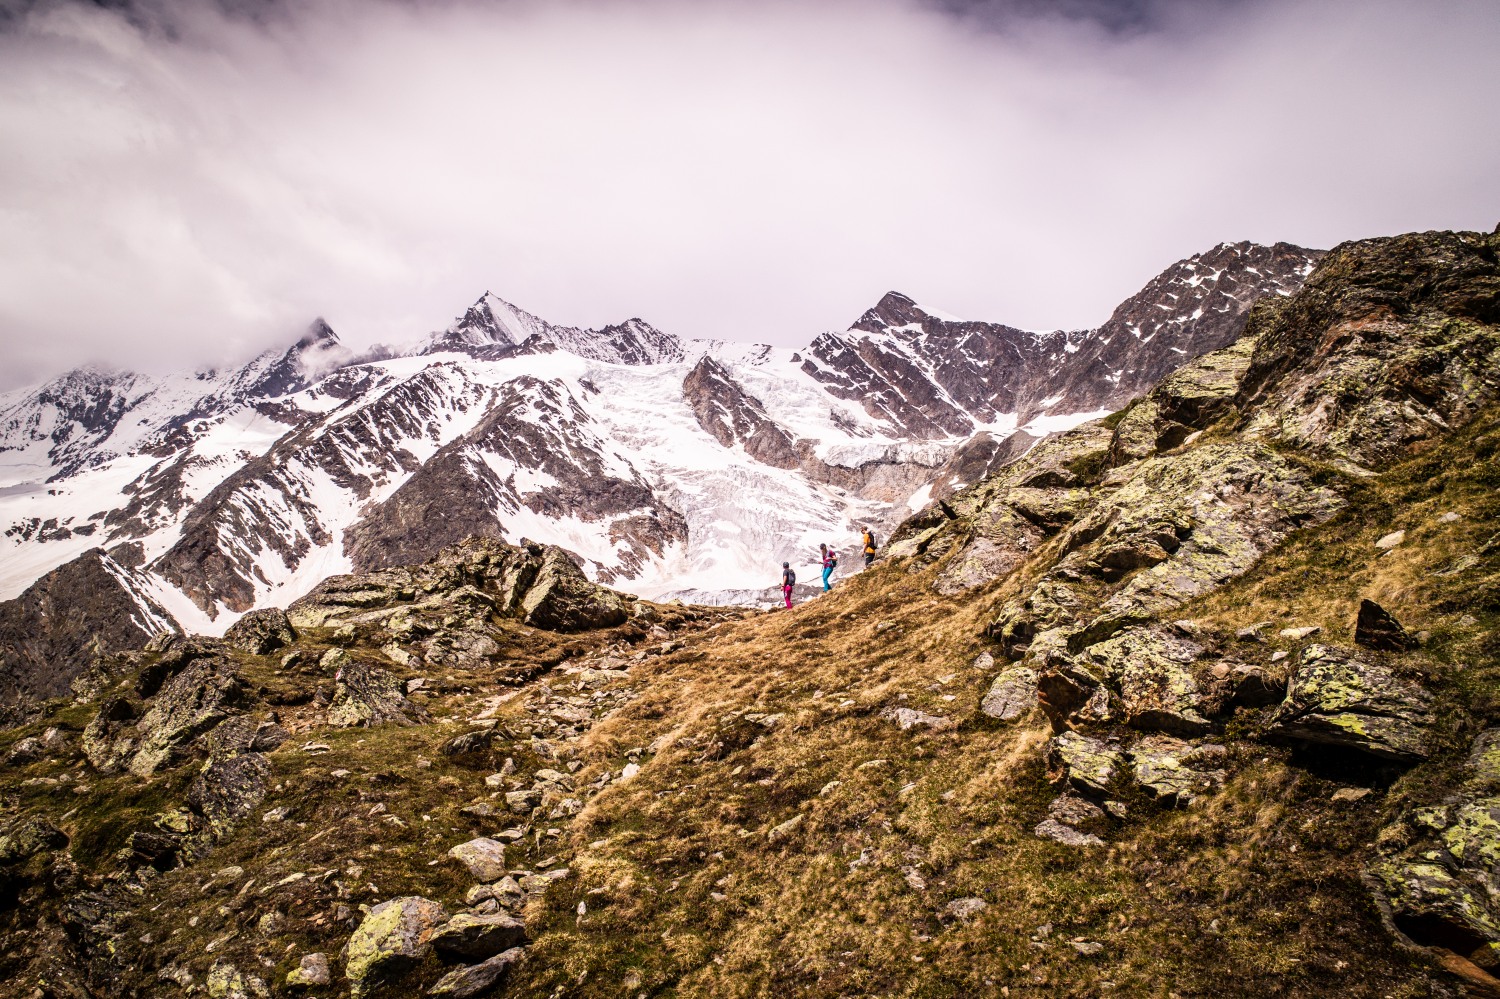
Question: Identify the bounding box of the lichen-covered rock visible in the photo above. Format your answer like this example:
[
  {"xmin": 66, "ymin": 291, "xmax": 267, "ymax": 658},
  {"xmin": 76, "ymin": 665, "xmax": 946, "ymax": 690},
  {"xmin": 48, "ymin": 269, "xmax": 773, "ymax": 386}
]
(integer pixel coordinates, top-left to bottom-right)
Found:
[
  {"xmin": 1129, "ymin": 736, "xmax": 1228, "ymax": 804},
  {"xmin": 447, "ymin": 838, "xmax": 509, "ymax": 882},
  {"xmin": 427, "ymin": 947, "xmax": 525, "ymax": 998},
  {"xmin": 285, "ymin": 953, "xmax": 330, "ymax": 988},
  {"xmin": 129, "ymin": 657, "xmax": 247, "ymax": 775},
  {"xmin": 202, "ymin": 715, "xmax": 289, "ymax": 763},
  {"xmin": 1266, "ymin": 644, "xmax": 1435, "ymax": 762},
  {"xmin": 1035, "ymin": 661, "xmax": 1112, "ymax": 729},
  {"xmin": 188, "ymin": 752, "xmax": 271, "ymax": 840},
  {"xmin": 290, "ymin": 537, "xmax": 631, "ymax": 637},
  {"xmin": 980, "ymin": 667, "xmax": 1038, "ymax": 721},
  {"xmin": 206, "ymin": 962, "xmax": 267, "ymax": 999},
  {"xmin": 345, "ymin": 896, "xmax": 449, "ymax": 995},
  {"xmin": 1046, "ymin": 731, "xmax": 1123, "ymax": 797},
  {"xmin": 431, "ymin": 912, "xmax": 527, "ymax": 959},
  {"xmin": 328, "ymin": 660, "xmax": 427, "ymax": 728},
  {"xmin": 222, "ymin": 608, "xmax": 296, "ymax": 656},
  {"xmin": 1074, "ymin": 626, "xmax": 1212, "ymax": 735},
  {"xmin": 0, "ymin": 817, "xmax": 69, "ymax": 864},
  {"xmin": 519, "ymin": 546, "xmax": 630, "ymax": 631}
]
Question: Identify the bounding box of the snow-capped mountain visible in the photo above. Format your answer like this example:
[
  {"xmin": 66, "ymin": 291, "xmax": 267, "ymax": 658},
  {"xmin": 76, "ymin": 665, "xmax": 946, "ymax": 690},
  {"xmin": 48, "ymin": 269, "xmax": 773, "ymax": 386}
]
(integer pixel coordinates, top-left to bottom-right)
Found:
[{"xmin": 0, "ymin": 240, "xmax": 1322, "ymax": 653}]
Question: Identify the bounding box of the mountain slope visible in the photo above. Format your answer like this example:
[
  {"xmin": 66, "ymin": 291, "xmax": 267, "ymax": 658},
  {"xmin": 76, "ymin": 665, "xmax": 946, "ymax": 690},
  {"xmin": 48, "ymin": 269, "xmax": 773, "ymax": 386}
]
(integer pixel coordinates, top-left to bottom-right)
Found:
[{"xmin": 1, "ymin": 228, "xmax": 1496, "ymax": 998}]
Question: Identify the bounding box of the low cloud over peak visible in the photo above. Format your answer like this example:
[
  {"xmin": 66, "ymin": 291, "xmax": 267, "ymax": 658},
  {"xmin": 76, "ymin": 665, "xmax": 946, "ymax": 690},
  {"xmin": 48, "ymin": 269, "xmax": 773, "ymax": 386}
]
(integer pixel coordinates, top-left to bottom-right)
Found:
[{"xmin": 1, "ymin": 0, "xmax": 1497, "ymax": 389}]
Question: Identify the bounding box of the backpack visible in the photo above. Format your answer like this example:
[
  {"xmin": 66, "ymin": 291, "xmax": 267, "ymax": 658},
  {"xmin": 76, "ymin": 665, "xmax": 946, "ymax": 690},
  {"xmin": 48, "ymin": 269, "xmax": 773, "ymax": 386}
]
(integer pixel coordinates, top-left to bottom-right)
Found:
[
  {"xmin": 829, "ymin": 549, "xmax": 838, "ymax": 567},
  {"xmin": 784, "ymin": 568, "xmax": 796, "ymax": 586}
]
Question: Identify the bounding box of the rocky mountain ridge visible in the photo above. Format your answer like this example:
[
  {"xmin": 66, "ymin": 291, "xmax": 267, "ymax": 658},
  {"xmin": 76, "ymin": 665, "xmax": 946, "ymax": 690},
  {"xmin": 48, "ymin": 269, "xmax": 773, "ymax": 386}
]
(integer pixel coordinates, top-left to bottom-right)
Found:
[{"xmin": 0, "ymin": 227, "xmax": 1497, "ymax": 998}]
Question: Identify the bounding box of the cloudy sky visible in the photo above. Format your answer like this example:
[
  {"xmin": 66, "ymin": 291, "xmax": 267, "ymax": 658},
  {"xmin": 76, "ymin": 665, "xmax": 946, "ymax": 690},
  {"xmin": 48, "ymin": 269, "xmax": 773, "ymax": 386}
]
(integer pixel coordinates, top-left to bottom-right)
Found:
[{"xmin": 1, "ymin": 0, "xmax": 1497, "ymax": 389}]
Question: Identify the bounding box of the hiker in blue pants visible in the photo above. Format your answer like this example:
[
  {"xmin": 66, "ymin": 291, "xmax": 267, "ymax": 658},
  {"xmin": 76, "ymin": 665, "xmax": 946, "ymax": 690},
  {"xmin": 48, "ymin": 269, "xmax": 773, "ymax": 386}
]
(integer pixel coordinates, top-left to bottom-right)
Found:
[{"xmin": 819, "ymin": 543, "xmax": 838, "ymax": 592}]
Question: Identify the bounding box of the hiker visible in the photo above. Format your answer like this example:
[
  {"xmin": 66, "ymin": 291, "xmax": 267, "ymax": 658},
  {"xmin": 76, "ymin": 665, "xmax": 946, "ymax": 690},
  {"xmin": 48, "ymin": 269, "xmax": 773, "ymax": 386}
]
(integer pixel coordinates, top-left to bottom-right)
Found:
[
  {"xmin": 819, "ymin": 543, "xmax": 837, "ymax": 592},
  {"xmin": 781, "ymin": 561, "xmax": 796, "ymax": 608},
  {"xmin": 862, "ymin": 527, "xmax": 878, "ymax": 568}
]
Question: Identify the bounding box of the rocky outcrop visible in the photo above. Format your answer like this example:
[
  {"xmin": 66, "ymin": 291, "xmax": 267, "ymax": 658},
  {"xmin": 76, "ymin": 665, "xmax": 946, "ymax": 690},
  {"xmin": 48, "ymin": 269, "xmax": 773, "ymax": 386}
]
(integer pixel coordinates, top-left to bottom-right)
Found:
[
  {"xmin": 1369, "ymin": 729, "xmax": 1500, "ymax": 965},
  {"xmin": 1237, "ymin": 229, "xmax": 1500, "ymax": 468},
  {"xmin": 1355, "ymin": 599, "xmax": 1414, "ymax": 652},
  {"xmin": 290, "ymin": 537, "xmax": 632, "ymax": 641},
  {"xmin": 1265, "ymin": 644, "xmax": 1435, "ymax": 762},
  {"xmin": 222, "ymin": 608, "xmax": 296, "ymax": 656},
  {"xmin": 327, "ymin": 658, "xmax": 426, "ymax": 728},
  {"xmin": 187, "ymin": 753, "xmax": 272, "ymax": 839},
  {"xmin": 0, "ymin": 548, "xmax": 177, "ymax": 723}
]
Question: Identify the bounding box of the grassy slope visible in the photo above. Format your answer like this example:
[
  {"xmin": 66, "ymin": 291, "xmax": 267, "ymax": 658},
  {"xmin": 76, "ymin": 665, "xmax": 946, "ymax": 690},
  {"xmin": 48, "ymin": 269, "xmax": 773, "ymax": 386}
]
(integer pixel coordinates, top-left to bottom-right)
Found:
[{"xmin": 501, "ymin": 411, "xmax": 1500, "ymax": 998}]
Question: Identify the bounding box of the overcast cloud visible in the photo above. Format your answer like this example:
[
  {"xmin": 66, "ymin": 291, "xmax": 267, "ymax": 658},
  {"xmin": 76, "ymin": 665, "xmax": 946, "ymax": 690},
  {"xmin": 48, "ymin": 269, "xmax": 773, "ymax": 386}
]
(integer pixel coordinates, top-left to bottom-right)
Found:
[{"xmin": 1, "ymin": 0, "xmax": 1497, "ymax": 389}]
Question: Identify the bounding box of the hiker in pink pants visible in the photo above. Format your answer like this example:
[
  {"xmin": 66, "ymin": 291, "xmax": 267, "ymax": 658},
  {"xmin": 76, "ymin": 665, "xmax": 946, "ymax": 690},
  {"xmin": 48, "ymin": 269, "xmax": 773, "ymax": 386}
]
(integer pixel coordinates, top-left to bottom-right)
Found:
[{"xmin": 781, "ymin": 562, "xmax": 796, "ymax": 608}]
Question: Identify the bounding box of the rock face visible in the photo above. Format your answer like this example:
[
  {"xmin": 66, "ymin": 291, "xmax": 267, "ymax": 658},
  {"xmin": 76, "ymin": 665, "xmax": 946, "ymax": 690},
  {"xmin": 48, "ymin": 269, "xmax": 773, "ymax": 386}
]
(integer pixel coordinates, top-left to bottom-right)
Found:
[
  {"xmin": 682, "ymin": 356, "xmax": 800, "ymax": 469},
  {"xmin": 343, "ymin": 377, "xmax": 688, "ymax": 583},
  {"xmin": 345, "ymin": 896, "xmax": 449, "ymax": 994},
  {"xmin": 222, "ymin": 608, "xmax": 296, "ymax": 656},
  {"xmin": 0, "ymin": 548, "xmax": 177, "ymax": 723},
  {"xmin": 1266, "ymin": 645, "xmax": 1435, "ymax": 762}
]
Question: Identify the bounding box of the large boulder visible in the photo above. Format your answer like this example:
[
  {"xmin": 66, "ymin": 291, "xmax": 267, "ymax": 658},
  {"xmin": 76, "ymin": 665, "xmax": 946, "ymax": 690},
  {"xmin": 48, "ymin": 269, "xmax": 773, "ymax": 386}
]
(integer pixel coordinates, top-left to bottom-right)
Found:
[
  {"xmin": 345, "ymin": 896, "xmax": 449, "ymax": 995},
  {"xmin": 431, "ymin": 913, "xmax": 527, "ymax": 960},
  {"xmin": 428, "ymin": 947, "xmax": 525, "ymax": 998},
  {"xmin": 1128, "ymin": 736, "xmax": 1227, "ymax": 804},
  {"xmin": 128, "ymin": 657, "xmax": 247, "ymax": 775},
  {"xmin": 1368, "ymin": 730, "xmax": 1500, "ymax": 964},
  {"xmin": 447, "ymin": 838, "xmax": 509, "ymax": 882},
  {"xmin": 328, "ymin": 659, "xmax": 427, "ymax": 728},
  {"xmin": 1265, "ymin": 644, "xmax": 1435, "ymax": 762},
  {"xmin": 1073, "ymin": 626, "xmax": 1213, "ymax": 735},
  {"xmin": 188, "ymin": 753, "xmax": 272, "ymax": 840},
  {"xmin": 519, "ymin": 546, "xmax": 630, "ymax": 631},
  {"xmin": 223, "ymin": 608, "xmax": 296, "ymax": 656}
]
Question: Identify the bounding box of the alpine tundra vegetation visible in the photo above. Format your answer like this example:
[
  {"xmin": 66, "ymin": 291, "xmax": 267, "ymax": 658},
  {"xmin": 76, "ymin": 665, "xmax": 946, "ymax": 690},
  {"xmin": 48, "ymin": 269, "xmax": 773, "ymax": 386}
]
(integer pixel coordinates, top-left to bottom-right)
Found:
[{"xmin": 1, "ymin": 227, "xmax": 1499, "ymax": 998}]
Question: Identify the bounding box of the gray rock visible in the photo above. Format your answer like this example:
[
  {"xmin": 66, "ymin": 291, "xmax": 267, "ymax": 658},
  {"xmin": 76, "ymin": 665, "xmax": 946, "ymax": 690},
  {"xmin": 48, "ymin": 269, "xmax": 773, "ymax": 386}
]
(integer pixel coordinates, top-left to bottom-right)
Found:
[
  {"xmin": 1278, "ymin": 626, "xmax": 1322, "ymax": 640},
  {"xmin": 1034, "ymin": 819, "xmax": 1104, "ymax": 847},
  {"xmin": 447, "ymin": 838, "xmax": 510, "ymax": 882},
  {"xmin": 1374, "ymin": 530, "xmax": 1406, "ymax": 550},
  {"xmin": 1128, "ymin": 736, "xmax": 1227, "ymax": 804},
  {"xmin": 0, "ymin": 817, "xmax": 69, "ymax": 863},
  {"xmin": 329, "ymin": 660, "xmax": 428, "ymax": 728},
  {"xmin": 6, "ymin": 736, "xmax": 43, "ymax": 764},
  {"xmin": 980, "ymin": 667, "xmax": 1038, "ymax": 721},
  {"xmin": 943, "ymin": 897, "xmax": 989, "ymax": 923},
  {"xmin": 880, "ymin": 706, "xmax": 953, "ymax": 732},
  {"xmin": 223, "ymin": 608, "xmax": 296, "ymax": 656},
  {"xmin": 129, "ymin": 656, "xmax": 247, "ymax": 775},
  {"xmin": 1266, "ymin": 644, "xmax": 1435, "ymax": 761},
  {"xmin": 1073, "ymin": 625, "xmax": 1212, "ymax": 735},
  {"xmin": 1046, "ymin": 731, "xmax": 1123, "ymax": 797},
  {"xmin": 1048, "ymin": 795, "xmax": 1105, "ymax": 826},
  {"xmin": 345, "ymin": 896, "xmax": 449, "ymax": 995},
  {"xmin": 285, "ymin": 953, "xmax": 330, "ymax": 988},
  {"xmin": 427, "ymin": 947, "xmax": 525, "ymax": 998},
  {"xmin": 431, "ymin": 912, "xmax": 527, "ymax": 959},
  {"xmin": 188, "ymin": 753, "xmax": 272, "ymax": 840}
]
